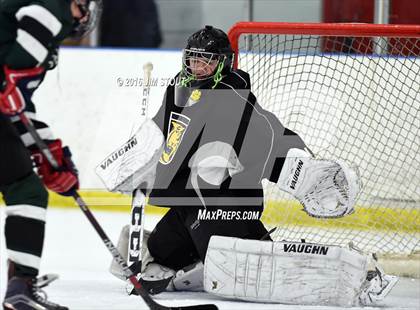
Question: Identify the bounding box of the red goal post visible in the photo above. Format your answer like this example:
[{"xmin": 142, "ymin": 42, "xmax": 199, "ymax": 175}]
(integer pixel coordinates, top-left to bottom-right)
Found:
[{"xmin": 227, "ymin": 22, "xmax": 420, "ymax": 277}]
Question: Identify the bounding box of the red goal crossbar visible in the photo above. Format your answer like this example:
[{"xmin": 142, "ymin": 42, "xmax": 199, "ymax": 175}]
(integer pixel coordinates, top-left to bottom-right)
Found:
[{"xmin": 228, "ymin": 22, "xmax": 420, "ymax": 68}]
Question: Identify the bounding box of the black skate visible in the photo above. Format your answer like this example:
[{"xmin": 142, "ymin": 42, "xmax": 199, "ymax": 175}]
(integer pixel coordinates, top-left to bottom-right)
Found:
[{"xmin": 3, "ymin": 274, "xmax": 68, "ymax": 310}]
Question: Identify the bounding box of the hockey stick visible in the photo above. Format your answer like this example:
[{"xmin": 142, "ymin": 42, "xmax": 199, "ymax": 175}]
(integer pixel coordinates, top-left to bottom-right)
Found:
[
  {"xmin": 125, "ymin": 62, "xmax": 154, "ymax": 294},
  {"xmin": 128, "ymin": 62, "xmax": 154, "ymax": 281},
  {"xmin": 124, "ymin": 188, "xmax": 147, "ymax": 295},
  {"xmin": 17, "ymin": 112, "xmax": 218, "ymax": 310},
  {"xmin": 127, "ymin": 188, "xmax": 146, "ymax": 275}
]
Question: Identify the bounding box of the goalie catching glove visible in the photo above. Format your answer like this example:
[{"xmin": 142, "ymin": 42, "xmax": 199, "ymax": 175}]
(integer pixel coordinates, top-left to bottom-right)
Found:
[{"xmin": 277, "ymin": 148, "xmax": 361, "ymax": 218}]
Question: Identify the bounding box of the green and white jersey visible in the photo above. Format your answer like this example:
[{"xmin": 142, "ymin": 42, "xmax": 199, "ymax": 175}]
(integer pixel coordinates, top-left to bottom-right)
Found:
[
  {"xmin": 0, "ymin": 0, "xmax": 75, "ymax": 149},
  {"xmin": 0, "ymin": 0, "xmax": 74, "ymax": 70}
]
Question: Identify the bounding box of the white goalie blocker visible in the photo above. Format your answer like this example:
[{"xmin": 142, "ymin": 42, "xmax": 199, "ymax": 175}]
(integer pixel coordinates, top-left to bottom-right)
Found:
[
  {"xmin": 95, "ymin": 119, "xmax": 164, "ymax": 193},
  {"xmin": 204, "ymin": 236, "xmax": 393, "ymax": 307},
  {"xmin": 277, "ymin": 148, "xmax": 361, "ymax": 218}
]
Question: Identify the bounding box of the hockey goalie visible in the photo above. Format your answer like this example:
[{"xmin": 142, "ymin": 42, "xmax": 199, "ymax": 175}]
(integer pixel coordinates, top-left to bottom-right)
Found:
[{"xmin": 99, "ymin": 25, "xmax": 398, "ymax": 307}]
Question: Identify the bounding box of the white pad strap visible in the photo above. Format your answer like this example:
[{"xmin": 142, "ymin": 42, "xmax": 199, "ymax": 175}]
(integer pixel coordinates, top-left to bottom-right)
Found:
[
  {"xmin": 277, "ymin": 148, "xmax": 361, "ymax": 218},
  {"xmin": 173, "ymin": 261, "xmax": 204, "ymax": 292},
  {"xmin": 188, "ymin": 141, "xmax": 243, "ymax": 207},
  {"xmin": 96, "ymin": 119, "xmax": 164, "ymax": 193},
  {"xmin": 204, "ymin": 236, "xmax": 368, "ymax": 307}
]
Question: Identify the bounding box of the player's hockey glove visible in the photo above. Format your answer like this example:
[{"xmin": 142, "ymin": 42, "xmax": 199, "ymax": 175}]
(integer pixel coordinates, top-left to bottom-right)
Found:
[
  {"xmin": 0, "ymin": 66, "xmax": 45, "ymax": 115},
  {"xmin": 31, "ymin": 139, "xmax": 79, "ymax": 196}
]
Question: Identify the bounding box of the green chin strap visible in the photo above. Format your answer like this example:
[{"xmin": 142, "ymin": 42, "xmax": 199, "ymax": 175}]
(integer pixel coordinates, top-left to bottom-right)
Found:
[
  {"xmin": 180, "ymin": 62, "xmax": 195, "ymax": 87},
  {"xmin": 211, "ymin": 60, "xmax": 225, "ymax": 89},
  {"xmin": 180, "ymin": 73, "xmax": 194, "ymax": 87}
]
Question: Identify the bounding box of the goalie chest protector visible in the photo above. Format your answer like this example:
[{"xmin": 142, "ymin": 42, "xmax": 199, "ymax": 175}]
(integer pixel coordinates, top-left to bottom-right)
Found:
[{"xmin": 149, "ymin": 70, "xmax": 279, "ymax": 208}]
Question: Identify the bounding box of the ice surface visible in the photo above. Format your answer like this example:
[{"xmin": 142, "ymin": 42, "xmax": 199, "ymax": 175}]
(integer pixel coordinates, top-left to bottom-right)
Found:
[{"xmin": 1, "ymin": 208, "xmax": 419, "ymax": 310}]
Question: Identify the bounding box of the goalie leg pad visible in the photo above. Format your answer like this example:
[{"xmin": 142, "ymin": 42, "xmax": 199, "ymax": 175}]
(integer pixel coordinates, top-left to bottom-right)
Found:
[
  {"xmin": 109, "ymin": 225, "xmax": 154, "ymax": 281},
  {"xmin": 204, "ymin": 236, "xmax": 368, "ymax": 307}
]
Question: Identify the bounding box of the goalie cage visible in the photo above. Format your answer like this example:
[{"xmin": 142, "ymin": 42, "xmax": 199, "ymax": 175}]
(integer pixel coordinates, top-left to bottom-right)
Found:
[{"xmin": 227, "ymin": 22, "xmax": 420, "ymax": 277}]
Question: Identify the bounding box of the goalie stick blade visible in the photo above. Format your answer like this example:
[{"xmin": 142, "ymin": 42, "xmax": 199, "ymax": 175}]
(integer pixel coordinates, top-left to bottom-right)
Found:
[
  {"xmin": 128, "ymin": 275, "xmax": 218, "ymax": 310},
  {"xmin": 129, "ymin": 277, "xmax": 174, "ymax": 296}
]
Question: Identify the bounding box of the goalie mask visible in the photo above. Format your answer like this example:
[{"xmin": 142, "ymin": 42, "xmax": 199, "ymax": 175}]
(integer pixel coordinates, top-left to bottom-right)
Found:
[
  {"xmin": 180, "ymin": 25, "xmax": 234, "ymax": 89},
  {"xmin": 71, "ymin": 0, "xmax": 103, "ymax": 39}
]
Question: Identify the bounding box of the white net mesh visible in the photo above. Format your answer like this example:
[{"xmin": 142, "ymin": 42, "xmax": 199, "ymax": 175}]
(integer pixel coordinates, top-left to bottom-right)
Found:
[{"xmin": 231, "ymin": 24, "xmax": 420, "ymax": 255}]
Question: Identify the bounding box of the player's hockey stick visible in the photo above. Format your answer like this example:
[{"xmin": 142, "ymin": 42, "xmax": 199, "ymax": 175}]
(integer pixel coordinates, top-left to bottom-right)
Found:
[{"xmin": 17, "ymin": 112, "xmax": 218, "ymax": 310}]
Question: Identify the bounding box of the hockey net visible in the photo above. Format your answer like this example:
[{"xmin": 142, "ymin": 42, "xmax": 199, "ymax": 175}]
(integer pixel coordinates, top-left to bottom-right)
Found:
[{"xmin": 228, "ymin": 22, "xmax": 420, "ymax": 275}]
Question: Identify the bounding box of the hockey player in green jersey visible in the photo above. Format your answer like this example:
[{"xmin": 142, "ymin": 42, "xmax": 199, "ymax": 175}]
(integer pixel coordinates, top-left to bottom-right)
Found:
[{"xmin": 0, "ymin": 1, "xmax": 101, "ymax": 309}]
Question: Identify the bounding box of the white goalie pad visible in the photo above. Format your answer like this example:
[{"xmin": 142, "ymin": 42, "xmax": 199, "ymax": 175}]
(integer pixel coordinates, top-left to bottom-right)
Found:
[
  {"xmin": 95, "ymin": 119, "xmax": 164, "ymax": 193},
  {"xmin": 110, "ymin": 225, "xmax": 205, "ymax": 294},
  {"xmin": 277, "ymin": 148, "xmax": 361, "ymax": 218},
  {"xmin": 204, "ymin": 236, "xmax": 368, "ymax": 307}
]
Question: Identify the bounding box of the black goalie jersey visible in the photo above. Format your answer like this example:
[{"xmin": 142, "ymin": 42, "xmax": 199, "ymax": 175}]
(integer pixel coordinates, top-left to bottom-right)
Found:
[{"xmin": 149, "ymin": 69, "xmax": 306, "ymax": 209}]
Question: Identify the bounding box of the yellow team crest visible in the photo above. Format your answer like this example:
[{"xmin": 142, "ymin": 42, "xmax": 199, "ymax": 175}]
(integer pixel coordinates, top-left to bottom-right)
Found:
[
  {"xmin": 190, "ymin": 89, "xmax": 201, "ymax": 102},
  {"xmin": 160, "ymin": 112, "xmax": 191, "ymax": 165}
]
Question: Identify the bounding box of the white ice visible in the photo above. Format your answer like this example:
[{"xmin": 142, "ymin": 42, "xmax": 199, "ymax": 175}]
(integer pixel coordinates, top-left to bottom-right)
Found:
[{"xmin": 1, "ymin": 208, "xmax": 419, "ymax": 310}]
